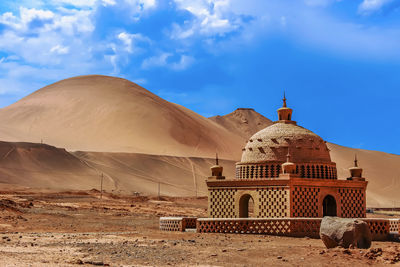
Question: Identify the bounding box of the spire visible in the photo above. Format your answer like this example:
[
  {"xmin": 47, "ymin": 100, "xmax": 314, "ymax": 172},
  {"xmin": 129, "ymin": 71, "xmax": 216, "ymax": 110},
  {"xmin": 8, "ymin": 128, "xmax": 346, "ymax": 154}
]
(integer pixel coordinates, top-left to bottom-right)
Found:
[
  {"xmin": 209, "ymin": 152, "xmax": 225, "ymax": 180},
  {"xmin": 282, "ymin": 91, "xmax": 287, "ymax": 107},
  {"xmin": 277, "ymin": 92, "xmax": 293, "ymax": 122},
  {"xmin": 286, "ymin": 148, "xmax": 291, "ymax": 162},
  {"xmin": 349, "ymin": 154, "xmax": 363, "ymax": 179}
]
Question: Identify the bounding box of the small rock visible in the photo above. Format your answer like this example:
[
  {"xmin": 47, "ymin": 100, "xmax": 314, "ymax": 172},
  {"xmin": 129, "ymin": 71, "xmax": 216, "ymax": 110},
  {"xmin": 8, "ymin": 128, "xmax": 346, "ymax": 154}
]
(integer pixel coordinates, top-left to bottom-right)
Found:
[
  {"xmin": 277, "ymin": 256, "xmax": 282, "ymax": 259},
  {"xmin": 211, "ymin": 254, "xmax": 218, "ymax": 257}
]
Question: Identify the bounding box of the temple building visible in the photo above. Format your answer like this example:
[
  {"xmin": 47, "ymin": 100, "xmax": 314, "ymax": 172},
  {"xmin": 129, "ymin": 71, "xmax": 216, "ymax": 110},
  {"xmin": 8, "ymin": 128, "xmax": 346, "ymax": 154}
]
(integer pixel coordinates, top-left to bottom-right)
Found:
[{"xmin": 206, "ymin": 95, "xmax": 368, "ymax": 219}]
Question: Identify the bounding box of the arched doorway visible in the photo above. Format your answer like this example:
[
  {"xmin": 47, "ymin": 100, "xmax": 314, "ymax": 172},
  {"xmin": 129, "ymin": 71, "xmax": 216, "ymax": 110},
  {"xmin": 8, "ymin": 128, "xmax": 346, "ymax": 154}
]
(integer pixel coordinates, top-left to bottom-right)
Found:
[
  {"xmin": 323, "ymin": 195, "xmax": 337, "ymax": 216},
  {"xmin": 239, "ymin": 194, "xmax": 255, "ymax": 218}
]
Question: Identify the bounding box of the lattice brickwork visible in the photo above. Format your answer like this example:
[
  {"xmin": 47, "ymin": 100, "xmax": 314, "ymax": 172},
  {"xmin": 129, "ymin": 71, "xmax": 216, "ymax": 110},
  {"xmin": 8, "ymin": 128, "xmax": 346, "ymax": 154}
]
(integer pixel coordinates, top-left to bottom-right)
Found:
[
  {"xmin": 364, "ymin": 219, "xmax": 390, "ymax": 241},
  {"xmin": 209, "ymin": 189, "xmax": 237, "ymax": 218},
  {"xmin": 257, "ymin": 187, "xmax": 289, "ymax": 218},
  {"xmin": 339, "ymin": 188, "xmax": 365, "ymax": 218},
  {"xmin": 196, "ymin": 218, "xmax": 320, "ymax": 238},
  {"xmin": 292, "ymin": 187, "xmax": 320, "ymax": 217},
  {"xmin": 159, "ymin": 217, "xmax": 183, "ymax": 231},
  {"xmin": 389, "ymin": 219, "xmax": 400, "ymax": 233}
]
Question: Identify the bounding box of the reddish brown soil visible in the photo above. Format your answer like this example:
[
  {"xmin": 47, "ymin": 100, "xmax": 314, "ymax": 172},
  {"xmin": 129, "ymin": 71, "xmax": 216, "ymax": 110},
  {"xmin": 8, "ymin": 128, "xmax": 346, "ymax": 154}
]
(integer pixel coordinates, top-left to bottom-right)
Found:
[{"xmin": 0, "ymin": 190, "xmax": 399, "ymax": 266}]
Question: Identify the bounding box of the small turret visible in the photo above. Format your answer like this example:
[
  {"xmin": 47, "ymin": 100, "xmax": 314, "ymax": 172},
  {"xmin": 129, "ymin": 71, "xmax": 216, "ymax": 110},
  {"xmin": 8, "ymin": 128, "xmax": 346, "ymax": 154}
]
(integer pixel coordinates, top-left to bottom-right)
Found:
[
  {"xmin": 281, "ymin": 149, "xmax": 296, "ymax": 175},
  {"xmin": 209, "ymin": 153, "xmax": 225, "ymax": 180},
  {"xmin": 348, "ymin": 154, "xmax": 365, "ymax": 181},
  {"xmin": 277, "ymin": 92, "xmax": 295, "ymax": 124}
]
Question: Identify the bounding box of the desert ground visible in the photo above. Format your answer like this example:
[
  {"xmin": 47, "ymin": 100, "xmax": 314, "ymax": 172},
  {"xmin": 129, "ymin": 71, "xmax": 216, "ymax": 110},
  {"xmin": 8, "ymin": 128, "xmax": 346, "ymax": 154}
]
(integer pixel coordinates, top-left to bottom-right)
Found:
[{"xmin": 0, "ymin": 189, "xmax": 399, "ymax": 267}]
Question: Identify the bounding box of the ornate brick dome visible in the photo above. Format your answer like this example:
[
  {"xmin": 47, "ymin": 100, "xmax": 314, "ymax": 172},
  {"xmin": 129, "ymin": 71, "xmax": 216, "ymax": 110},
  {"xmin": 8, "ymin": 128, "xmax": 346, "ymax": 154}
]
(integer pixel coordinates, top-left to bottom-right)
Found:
[
  {"xmin": 235, "ymin": 94, "xmax": 337, "ymax": 180},
  {"xmin": 240, "ymin": 122, "xmax": 331, "ymax": 164}
]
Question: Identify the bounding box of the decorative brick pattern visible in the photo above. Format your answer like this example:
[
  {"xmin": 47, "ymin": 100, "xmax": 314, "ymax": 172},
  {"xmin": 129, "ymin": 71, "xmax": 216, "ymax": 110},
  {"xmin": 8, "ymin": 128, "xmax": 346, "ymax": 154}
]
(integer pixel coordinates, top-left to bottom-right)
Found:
[
  {"xmin": 196, "ymin": 218, "xmax": 321, "ymax": 238},
  {"xmin": 209, "ymin": 189, "xmax": 237, "ymax": 218},
  {"xmin": 159, "ymin": 217, "xmax": 183, "ymax": 231},
  {"xmin": 236, "ymin": 163, "xmax": 337, "ymax": 179},
  {"xmin": 364, "ymin": 219, "xmax": 390, "ymax": 241},
  {"xmin": 389, "ymin": 219, "xmax": 400, "ymax": 234},
  {"xmin": 292, "ymin": 187, "xmax": 320, "ymax": 217},
  {"xmin": 257, "ymin": 187, "xmax": 289, "ymax": 218},
  {"xmin": 339, "ymin": 188, "xmax": 365, "ymax": 218}
]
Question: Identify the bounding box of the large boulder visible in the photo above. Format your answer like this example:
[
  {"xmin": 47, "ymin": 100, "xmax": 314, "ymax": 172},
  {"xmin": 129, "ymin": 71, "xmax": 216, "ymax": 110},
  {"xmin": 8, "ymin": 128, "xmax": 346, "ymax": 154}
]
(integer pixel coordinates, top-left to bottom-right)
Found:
[{"xmin": 320, "ymin": 217, "xmax": 372, "ymax": 249}]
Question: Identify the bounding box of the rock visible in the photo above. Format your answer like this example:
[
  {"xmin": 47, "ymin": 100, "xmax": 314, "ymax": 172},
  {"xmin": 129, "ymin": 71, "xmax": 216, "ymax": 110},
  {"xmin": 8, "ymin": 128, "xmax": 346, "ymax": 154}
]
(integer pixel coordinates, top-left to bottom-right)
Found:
[
  {"xmin": 320, "ymin": 217, "xmax": 372, "ymax": 249},
  {"xmin": 277, "ymin": 256, "xmax": 282, "ymax": 259}
]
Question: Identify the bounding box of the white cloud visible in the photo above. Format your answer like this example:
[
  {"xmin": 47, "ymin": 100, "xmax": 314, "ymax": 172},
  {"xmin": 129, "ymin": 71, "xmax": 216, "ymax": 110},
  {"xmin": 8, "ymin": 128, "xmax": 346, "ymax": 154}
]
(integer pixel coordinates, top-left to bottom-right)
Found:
[
  {"xmin": 142, "ymin": 53, "xmax": 194, "ymax": 70},
  {"xmin": 53, "ymin": 0, "xmax": 97, "ymax": 7},
  {"xmin": 50, "ymin": 45, "xmax": 70, "ymax": 55},
  {"xmin": 141, "ymin": 53, "xmax": 171, "ymax": 69},
  {"xmin": 170, "ymin": 55, "xmax": 194, "ymax": 70},
  {"xmin": 102, "ymin": 0, "xmax": 117, "ymax": 6},
  {"xmin": 358, "ymin": 0, "xmax": 395, "ymax": 14},
  {"xmin": 172, "ymin": 0, "xmax": 242, "ymax": 38},
  {"xmin": 117, "ymin": 32, "xmax": 150, "ymax": 53}
]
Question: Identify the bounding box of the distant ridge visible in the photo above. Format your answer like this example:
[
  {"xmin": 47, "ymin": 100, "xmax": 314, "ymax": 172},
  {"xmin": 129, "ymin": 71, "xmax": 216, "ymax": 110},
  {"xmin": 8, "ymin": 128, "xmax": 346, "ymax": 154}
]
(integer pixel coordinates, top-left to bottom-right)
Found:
[{"xmin": 209, "ymin": 108, "xmax": 273, "ymax": 139}]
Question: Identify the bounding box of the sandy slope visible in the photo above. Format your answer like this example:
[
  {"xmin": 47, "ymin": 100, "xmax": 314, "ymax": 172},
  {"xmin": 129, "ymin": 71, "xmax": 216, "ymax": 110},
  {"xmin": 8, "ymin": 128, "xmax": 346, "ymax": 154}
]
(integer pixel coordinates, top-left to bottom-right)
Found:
[
  {"xmin": 0, "ymin": 141, "xmax": 100, "ymax": 190},
  {"xmin": 0, "ymin": 75, "xmax": 242, "ymax": 159},
  {"xmin": 0, "ymin": 141, "xmax": 236, "ymax": 197}
]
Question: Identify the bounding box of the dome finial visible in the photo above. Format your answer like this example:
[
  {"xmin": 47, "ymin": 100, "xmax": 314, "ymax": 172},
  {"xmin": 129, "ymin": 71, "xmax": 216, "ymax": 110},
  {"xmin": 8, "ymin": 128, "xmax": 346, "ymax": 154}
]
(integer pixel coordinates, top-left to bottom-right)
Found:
[
  {"xmin": 216, "ymin": 152, "xmax": 219, "ymax": 165},
  {"xmin": 277, "ymin": 92, "xmax": 293, "ymax": 121},
  {"xmin": 354, "ymin": 154, "xmax": 358, "ymax": 167},
  {"xmin": 282, "ymin": 91, "xmax": 287, "ymax": 107}
]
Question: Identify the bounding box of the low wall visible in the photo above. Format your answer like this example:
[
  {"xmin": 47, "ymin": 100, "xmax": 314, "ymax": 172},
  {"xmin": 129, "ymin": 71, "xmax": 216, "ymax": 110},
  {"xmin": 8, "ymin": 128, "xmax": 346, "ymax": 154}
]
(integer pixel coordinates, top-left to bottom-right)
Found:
[
  {"xmin": 160, "ymin": 217, "xmax": 398, "ymax": 241},
  {"xmin": 197, "ymin": 218, "xmax": 321, "ymax": 238},
  {"xmin": 159, "ymin": 217, "xmax": 197, "ymax": 232}
]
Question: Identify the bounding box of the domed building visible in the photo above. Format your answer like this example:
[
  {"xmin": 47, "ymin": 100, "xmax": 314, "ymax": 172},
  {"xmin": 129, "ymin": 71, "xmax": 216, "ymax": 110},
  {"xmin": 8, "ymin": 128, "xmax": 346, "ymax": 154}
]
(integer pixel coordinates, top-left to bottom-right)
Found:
[{"xmin": 206, "ymin": 95, "xmax": 367, "ymax": 219}]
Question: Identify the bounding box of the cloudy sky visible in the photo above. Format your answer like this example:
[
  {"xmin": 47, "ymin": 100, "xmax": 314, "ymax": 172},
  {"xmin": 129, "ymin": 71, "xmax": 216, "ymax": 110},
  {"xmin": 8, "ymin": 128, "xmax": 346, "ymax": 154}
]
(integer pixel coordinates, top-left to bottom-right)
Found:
[{"xmin": 0, "ymin": 0, "xmax": 399, "ymax": 154}]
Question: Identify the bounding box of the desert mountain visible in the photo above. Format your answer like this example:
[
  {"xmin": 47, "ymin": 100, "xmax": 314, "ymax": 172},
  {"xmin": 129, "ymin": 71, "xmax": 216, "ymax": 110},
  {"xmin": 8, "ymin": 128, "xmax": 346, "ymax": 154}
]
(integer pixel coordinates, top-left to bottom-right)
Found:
[
  {"xmin": 209, "ymin": 108, "xmax": 273, "ymax": 139},
  {"xmin": 0, "ymin": 75, "xmax": 243, "ymax": 159}
]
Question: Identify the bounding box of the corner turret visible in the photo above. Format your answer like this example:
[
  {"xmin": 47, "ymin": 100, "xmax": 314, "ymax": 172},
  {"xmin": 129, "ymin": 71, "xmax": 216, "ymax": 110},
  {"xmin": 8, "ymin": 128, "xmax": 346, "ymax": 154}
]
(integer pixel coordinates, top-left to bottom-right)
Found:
[
  {"xmin": 208, "ymin": 153, "xmax": 225, "ymax": 180},
  {"xmin": 347, "ymin": 154, "xmax": 365, "ymax": 181}
]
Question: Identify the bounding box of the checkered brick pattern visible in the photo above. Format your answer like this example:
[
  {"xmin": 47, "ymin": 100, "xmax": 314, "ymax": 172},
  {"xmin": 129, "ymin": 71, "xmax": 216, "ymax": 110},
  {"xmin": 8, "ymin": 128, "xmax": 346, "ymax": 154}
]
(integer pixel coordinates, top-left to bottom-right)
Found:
[
  {"xmin": 159, "ymin": 218, "xmax": 182, "ymax": 231},
  {"xmin": 209, "ymin": 189, "xmax": 237, "ymax": 218},
  {"xmin": 257, "ymin": 188, "xmax": 289, "ymax": 218},
  {"xmin": 339, "ymin": 188, "xmax": 365, "ymax": 218},
  {"xmin": 292, "ymin": 187, "xmax": 320, "ymax": 217}
]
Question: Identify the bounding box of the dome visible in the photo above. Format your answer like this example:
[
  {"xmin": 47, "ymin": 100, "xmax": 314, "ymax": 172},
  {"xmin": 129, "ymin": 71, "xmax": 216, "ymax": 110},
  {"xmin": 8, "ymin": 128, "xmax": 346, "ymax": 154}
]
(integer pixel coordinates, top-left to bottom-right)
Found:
[{"xmin": 240, "ymin": 122, "xmax": 331, "ymax": 164}]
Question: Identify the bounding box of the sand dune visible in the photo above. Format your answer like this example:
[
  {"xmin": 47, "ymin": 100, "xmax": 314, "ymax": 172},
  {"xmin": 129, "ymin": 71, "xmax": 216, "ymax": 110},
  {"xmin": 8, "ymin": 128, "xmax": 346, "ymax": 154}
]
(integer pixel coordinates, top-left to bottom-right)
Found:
[
  {"xmin": 0, "ymin": 75, "xmax": 242, "ymax": 159},
  {"xmin": 0, "ymin": 141, "xmax": 100, "ymax": 190},
  {"xmin": 0, "ymin": 141, "xmax": 236, "ymax": 197}
]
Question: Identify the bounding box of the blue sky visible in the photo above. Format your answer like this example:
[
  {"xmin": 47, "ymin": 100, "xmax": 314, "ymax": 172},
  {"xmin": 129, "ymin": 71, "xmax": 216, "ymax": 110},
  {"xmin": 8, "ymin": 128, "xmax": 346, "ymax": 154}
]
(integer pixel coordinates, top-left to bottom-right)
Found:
[{"xmin": 0, "ymin": 0, "xmax": 399, "ymax": 154}]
